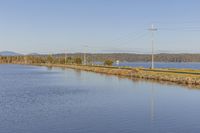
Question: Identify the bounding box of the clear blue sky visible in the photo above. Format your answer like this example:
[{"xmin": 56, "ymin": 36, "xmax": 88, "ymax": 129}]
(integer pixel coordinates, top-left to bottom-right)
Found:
[{"xmin": 0, "ymin": 0, "xmax": 200, "ymax": 54}]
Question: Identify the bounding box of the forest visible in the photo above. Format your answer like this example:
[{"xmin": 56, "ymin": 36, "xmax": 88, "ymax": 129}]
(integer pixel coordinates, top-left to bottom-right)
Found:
[{"xmin": 0, "ymin": 53, "xmax": 200, "ymax": 65}]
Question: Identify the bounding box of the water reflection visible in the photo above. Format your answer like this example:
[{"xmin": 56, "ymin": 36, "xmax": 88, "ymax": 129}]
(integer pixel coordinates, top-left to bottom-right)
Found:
[
  {"xmin": 47, "ymin": 66, "xmax": 53, "ymax": 70},
  {"xmin": 74, "ymin": 69, "xmax": 82, "ymax": 78},
  {"xmin": 1, "ymin": 65, "xmax": 200, "ymax": 133},
  {"xmin": 130, "ymin": 76, "xmax": 200, "ymax": 90},
  {"xmin": 150, "ymin": 83, "xmax": 155, "ymax": 123},
  {"xmin": 61, "ymin": 67, "xmax": 66, "ymax": 71}
]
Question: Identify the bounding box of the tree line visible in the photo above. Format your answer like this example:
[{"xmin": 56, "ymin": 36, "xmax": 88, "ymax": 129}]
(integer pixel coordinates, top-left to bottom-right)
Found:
[
  {"xmin": 1, "ymin": 53, "xmax": 200, "ymax": 66},
  {"xmin": 0, "ymin": 55, "xmax": 114, "ymax": 66},
  {"xmin": 82, "ymin": 53, "xmax": 200, "ymax": 62},
  {"xmin": 77, "ymin": 53, "xmax": 200, "ymax": 62},
  {"xmin": 0, "ymin": 55, "xmax": 83, "ymax": 65}
]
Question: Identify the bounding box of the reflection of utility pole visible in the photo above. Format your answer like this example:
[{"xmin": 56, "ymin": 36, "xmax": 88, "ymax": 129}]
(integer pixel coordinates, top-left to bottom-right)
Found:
[
  {"xmin": 150, "ymin": 83, "xmax": 155, "ymax": 122},
  {"xmin": 148, "ymin": 24, "xmax": 157, "ymax": 69}
]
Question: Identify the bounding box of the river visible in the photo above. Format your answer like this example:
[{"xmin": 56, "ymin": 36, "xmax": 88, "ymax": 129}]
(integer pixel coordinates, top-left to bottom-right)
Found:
[{"xmin": 0, "ymin": 64, "xmax": 200, "ymax": 133}]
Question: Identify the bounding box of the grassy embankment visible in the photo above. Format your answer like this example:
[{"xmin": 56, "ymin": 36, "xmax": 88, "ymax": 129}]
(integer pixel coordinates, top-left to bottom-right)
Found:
[{"xmin": 35, "ymin": 63, "xmax": 200, "ymax": 87}]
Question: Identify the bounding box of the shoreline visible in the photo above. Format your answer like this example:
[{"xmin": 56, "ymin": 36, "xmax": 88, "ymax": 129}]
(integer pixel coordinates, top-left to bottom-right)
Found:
[
  {"xmin": 1, "ymin": 63, "xmax": 200, "ymax": 88},
  {"xmin": 21, "ymin": 63, "xmax": 200, "ymax": 88}
]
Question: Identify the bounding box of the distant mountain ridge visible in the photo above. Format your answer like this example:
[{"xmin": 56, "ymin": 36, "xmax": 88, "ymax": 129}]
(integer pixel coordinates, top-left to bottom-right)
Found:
[{"xmin": 0, "ymin": 51, "xmax": 22, "ymax": 56}]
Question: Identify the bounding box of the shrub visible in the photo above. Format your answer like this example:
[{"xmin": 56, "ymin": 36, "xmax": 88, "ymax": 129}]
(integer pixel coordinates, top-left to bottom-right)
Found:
[{"xmin": 104, "ymin": 60, "xmax": 113, "ymax": 66}]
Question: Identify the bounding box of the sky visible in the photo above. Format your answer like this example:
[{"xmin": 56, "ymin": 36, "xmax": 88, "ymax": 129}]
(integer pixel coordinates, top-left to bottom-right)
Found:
[{"xmin": 0, "ymin": 0, "xmax": 200, "ymax": 54}]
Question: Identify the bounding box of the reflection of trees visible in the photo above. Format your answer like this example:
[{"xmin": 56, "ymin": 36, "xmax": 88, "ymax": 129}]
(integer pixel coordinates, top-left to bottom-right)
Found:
[
  {"xmin": 47, "ymin": 66, "xmax": 53, "ymax": 70},
  {"xmin": 74, "ymin": 69, "xmax": 81, "ymax": 76},
  {"xmin": 130, "ymin": 77, "xmax": 200, "ymax": 90}
]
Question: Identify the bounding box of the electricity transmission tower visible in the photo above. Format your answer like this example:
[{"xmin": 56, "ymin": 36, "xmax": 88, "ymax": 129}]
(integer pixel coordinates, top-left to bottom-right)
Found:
[{"xmin": 148, "ymin": 24, "xmax": 157, "ymax": 69}]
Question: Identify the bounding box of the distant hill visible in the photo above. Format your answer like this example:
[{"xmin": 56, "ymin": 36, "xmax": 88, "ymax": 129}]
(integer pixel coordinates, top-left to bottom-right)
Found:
[{"xmin": 0, "ymin": 51, "xmax": 22, "ymax": 56}]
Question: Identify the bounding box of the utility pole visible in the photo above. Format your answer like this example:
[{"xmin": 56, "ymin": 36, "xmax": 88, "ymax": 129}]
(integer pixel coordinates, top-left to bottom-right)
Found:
[
  {"xmin": 65, "ymin": 50, "xmax": 67, "ymax": 64},
  {"xmin": 84, "ymin": 52, "xmax": 86, "ymax": 65},
  {"xmin": 149, "ymin": 24, "xmax": 157, "ymax": 69},
  {"xmin": 24, "ymin": 56, "xmax": 27, "ymax": 64},
  {"xmin": 83, "ymin": 45, "xmax": 88, "ymax": 65}
]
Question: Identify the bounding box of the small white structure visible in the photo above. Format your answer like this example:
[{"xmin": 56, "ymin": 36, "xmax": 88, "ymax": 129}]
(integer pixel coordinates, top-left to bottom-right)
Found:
[{"xmin": 116, "ymin": 60, "xmax": 120, "ymax": 65}]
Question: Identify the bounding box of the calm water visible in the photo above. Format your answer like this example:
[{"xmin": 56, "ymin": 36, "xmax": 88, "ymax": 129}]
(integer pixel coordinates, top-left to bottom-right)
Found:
[
  {"xmin": 0, "ymin": 64, "xmax": 200, "ymax": 133},
  {"xmin": 113, "ymin": 62, "xmax": 200, "ymax": 69}
]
